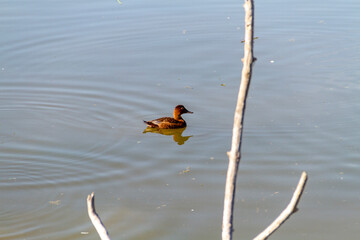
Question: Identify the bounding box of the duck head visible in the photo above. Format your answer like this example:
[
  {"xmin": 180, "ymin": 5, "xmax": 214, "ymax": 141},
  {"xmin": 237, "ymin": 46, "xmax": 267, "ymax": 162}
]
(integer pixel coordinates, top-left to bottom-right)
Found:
[{"xmin": 174, "ymin": 105, "xmax": 193, "ymax": 119}]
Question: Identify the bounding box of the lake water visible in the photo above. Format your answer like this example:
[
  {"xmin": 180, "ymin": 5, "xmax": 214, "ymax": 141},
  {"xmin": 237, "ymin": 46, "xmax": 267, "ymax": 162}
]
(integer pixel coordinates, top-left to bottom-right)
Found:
[{"xmin": 1, "ymin": 0, "xmax": 359, "ymax": 239}]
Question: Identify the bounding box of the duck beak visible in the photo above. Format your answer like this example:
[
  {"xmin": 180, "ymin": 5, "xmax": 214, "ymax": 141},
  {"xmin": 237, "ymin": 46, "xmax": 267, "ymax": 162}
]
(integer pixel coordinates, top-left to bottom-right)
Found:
[{"xmin": 186, "ymin": 110, "xmax": 193, "ymax": 114}]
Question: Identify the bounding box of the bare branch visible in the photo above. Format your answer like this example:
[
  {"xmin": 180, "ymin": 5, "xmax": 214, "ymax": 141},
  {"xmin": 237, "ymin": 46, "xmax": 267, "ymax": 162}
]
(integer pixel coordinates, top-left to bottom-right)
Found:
[
  {"xmin": 87, "ymin": 192, "xmax": 111, "ymax": 240},
  {"xmin": 221, "ymin": 1, "xmax": 255, "ymax": 240},
  {"xmin": 253, "ymin": 171, "xmax": 308, "ymax": 240}
]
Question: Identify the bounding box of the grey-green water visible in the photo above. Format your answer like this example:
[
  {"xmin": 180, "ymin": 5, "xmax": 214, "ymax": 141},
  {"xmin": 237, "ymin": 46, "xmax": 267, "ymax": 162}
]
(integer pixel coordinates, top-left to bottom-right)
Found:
[{"xmin": 1, "ymin": 0, "xmax": 359, "ymax": 239}]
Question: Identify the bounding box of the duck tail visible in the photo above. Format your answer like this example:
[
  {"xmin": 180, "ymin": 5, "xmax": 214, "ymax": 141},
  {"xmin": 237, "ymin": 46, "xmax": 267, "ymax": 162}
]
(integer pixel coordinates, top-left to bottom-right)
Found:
[{"xmin": 143, "ymin": 120, "xmax": 158, "ymax": 128}]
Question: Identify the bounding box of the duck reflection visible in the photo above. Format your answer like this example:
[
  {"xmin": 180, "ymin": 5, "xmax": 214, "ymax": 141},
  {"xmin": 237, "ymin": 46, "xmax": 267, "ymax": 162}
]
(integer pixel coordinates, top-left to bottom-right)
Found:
[{"xmin": 143, "ymin": 127, "xmax": 192, "ymax": 145}]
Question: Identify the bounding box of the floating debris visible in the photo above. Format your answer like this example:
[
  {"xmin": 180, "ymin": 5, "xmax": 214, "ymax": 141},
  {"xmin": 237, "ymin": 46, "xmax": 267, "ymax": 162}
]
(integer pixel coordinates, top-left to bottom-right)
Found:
[
  {"xmin": 49, "ymin": 200, "xmax": 61, "ymax": 206},
  {"xmin": 179, "ymin": 166, "xmax": 190, "ymax": 175},
  {"xmin": 156, "ymin": 204, "xmax": 167, "ymax": 209}
]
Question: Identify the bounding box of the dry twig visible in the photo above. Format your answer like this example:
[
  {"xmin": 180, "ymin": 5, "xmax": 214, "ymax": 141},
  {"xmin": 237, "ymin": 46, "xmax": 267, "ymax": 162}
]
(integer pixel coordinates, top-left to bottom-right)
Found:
[
  {"xmin": 221, "ymin": 1, "xmax": 255, "ymax": 240},
  {"xmin": 87, "ymin": 192, "xmax": 111, "ymax": 240},
  {"xmin": 253, "ymin": 171, "xmax": 308, "ymax": 240}
]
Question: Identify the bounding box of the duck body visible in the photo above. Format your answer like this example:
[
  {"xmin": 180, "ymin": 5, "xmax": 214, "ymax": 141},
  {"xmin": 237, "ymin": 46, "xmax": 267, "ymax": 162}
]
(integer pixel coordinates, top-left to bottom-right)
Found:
[
  {"xmin": 144, "ymin": 117, "xmax": 187, "ymax": 129},
  {"xmin": 144, "ymin": 105, "xmax": 193, "ymax": 129}
]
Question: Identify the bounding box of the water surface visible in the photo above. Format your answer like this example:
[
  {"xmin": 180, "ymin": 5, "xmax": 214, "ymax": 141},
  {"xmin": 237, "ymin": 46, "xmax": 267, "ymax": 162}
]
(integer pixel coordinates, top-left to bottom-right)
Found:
[{"xmin": 1, "ymin": 0, "xmax": 359, "ymax": 239}]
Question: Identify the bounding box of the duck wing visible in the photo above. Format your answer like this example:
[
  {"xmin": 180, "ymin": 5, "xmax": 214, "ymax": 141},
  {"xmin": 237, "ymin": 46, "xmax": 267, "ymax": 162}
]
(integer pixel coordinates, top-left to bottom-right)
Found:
[{"xmin": 143, "ymin": 117, "xmax": 178, "ymax": 128}]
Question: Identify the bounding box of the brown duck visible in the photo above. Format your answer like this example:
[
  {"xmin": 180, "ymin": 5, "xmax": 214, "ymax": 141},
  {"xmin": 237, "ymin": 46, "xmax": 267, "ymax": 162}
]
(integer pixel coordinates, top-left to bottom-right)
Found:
[{"xmin": 143, "ymin": 105, "xmax": 193, "ymax": 129}]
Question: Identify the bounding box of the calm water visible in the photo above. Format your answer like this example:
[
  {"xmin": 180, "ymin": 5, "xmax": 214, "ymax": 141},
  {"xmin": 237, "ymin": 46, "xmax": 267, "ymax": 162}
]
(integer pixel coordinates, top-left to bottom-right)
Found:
[{"xmin": 1, "ymin": 0, "xmax": 359, "ymax": 239}]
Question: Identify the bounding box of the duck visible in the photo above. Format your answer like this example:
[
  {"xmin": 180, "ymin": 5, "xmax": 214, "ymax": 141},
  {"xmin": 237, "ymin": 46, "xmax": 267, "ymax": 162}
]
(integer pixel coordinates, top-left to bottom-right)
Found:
[{"xmin": 143, "ymin": 105, "xmax": 193, "ymax": 129}]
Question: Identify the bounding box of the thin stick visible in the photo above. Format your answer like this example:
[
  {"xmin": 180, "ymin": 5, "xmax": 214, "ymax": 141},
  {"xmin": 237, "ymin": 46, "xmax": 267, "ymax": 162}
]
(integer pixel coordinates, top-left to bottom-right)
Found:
[
  {"xmin": 221, "ymin": 1, "xmax": 255, "ymax": 240},
  {"xmin": 87, "ymin": 192, "xmax": 111, "ymax": 240},
  {"xmin": 253, "ymin": 171, "xmax": 308, "ymax": 240}
]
